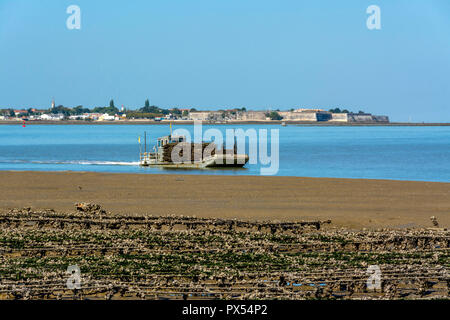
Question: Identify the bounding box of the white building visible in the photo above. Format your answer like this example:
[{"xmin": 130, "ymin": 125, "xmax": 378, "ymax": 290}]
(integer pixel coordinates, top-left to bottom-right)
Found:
[
  {"xmin": 239, "ymin": 111, "xmax": 267, "ymax": 121},
  {"xmin": 39, "ymin": 114, "xmax": 64, "ymax": 121},
  {"xmin": 69, "ymin": 114, "xmax": 90, "ymax": 120},
  {"xmin": 98, "ymin": 113, "xmax": 115, "ymax": 121},
  {"xmin": 189, "ymin": 111, "xmax": 224, "ymax": 121},
  {"xmin": 189, "ymin": 112, "xmax": 210, "ymax": 121}
]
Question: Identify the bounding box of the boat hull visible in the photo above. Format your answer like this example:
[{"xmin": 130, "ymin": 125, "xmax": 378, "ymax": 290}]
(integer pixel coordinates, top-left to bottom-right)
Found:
[{"xmin": 140, "ymin": 154, "xmax": 249, "ymax": 168}]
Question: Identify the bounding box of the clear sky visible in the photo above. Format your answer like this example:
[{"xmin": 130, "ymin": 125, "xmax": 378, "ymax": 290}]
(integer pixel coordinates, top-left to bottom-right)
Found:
[{"xmin": 0, "ymin": 0, "xmax": 449, "ymax": 122}]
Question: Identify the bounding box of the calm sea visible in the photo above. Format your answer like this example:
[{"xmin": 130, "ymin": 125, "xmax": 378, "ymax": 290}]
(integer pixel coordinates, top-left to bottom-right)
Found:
[{"xmin": 0, "ymin": 124, "xmax": 449, "ymax": 182}]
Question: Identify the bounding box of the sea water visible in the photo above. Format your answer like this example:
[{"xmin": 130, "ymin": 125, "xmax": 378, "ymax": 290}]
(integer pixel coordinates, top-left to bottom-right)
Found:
[{"xmin": 0, "ymin": 124, "xmax": 449, "ymax": 182}]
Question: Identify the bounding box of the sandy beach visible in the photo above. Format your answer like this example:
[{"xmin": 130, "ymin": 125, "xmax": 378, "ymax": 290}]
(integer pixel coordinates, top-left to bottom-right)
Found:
[{"xmin": 0, "ymin": 171, "xmax": 448, "ymax": 229}]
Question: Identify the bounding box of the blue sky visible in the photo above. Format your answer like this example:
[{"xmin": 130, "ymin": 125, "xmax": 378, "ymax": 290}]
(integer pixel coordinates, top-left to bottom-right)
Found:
[{"xmin": 0, "ymin": 0, "xmax": 449, "ymax": 122}]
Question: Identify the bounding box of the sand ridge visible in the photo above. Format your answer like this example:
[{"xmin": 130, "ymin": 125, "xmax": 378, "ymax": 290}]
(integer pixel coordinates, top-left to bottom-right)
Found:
[{"xmin": 0, "ymin": 171, "xmax": 448, "ymax": 229}]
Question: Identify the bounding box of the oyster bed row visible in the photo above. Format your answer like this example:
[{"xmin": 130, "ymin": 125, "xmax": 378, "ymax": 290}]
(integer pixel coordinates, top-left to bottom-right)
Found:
[{"xmin": 0, "ymin": 206, "xmax": 448, "ymax": 300}]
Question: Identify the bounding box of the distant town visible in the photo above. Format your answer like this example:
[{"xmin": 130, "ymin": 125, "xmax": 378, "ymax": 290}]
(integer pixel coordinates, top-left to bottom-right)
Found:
[{"xmin": 0, "ymin": 99, "xmax": 389, "ymax": 123}]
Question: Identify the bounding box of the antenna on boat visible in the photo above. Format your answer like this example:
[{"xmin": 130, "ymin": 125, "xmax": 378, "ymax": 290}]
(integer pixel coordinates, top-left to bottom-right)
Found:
[{"xmin": 138, "ymin": 135, "xmax": 142, "ymax": 154}]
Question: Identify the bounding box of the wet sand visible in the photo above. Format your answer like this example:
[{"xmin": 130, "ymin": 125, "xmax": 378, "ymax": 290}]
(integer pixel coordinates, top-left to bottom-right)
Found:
[{"xmin": 0, "ymin": 171, "xmax": 448, "ymax": 229}]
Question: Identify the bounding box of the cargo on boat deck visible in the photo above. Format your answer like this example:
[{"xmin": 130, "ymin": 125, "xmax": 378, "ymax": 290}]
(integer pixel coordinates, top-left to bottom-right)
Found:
[
  {"xmin": 162, "ymin": 142, "xmax": 216, "ymax": 163},
  {"xmin": 139, "ymin": 132, "xmax": 249, "ymax": 168}
]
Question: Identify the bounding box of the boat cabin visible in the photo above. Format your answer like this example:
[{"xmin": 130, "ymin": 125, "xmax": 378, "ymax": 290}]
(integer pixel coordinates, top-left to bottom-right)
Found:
[{"xmin": 157, "ymin": 135, "xmax": 186, "ymax": 147}]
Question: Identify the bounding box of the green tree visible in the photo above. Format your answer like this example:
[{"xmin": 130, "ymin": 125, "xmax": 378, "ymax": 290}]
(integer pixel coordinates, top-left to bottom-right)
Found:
[
  {"xmin": 92, "ymin": 106, "xmax": 119, "ymax": 115},
  {"xmin": 126, "ymin": 111, "xmax": 162, "ymax": 119},
  {"xmin": 266, "ymin": 111, "xmax": 283, "ymax": 120},
  {"xmin": 171, "ymin": 108, "xmax": 182, "ymax": 115},
  {"xmin": 140, "ymin": 105, "xmax": 161, "ymax": 113},
  {"xmin": 72, "ymin": 105, "xmax": 91, "ymax": 115},
  {"xmin": 51, "ymin": 105, "xmax": 71, "ymax": 116},
  {"xmin": 109, "ymin": 99, "xmax": 115, "ymax": 108},
  {"xmin": 144, "ymin": 99, "xmax": 150, "ymax": 108}
]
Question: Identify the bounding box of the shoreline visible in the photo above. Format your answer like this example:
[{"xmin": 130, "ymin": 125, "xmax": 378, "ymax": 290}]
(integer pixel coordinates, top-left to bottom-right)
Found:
[
  {"xmin": 2, "ymin": 169, "xmax": 449, "ymax": 184},
  {"xmin": 1, "ymin": 120, "xmax": 450, "ymax": 126},
  {"xmin": 1, "ymin": 171, "xmax": 448, "ymax": 229}
]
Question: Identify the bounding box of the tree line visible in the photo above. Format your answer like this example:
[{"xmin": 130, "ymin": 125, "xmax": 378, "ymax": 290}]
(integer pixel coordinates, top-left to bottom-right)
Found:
[
  {"xmin": 1, "ymin": 99, "xmax": 366, "ymax": 119},
  {"xmin": 1, "ymin": 99, "xmax": 193, "ymax": 119}
]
